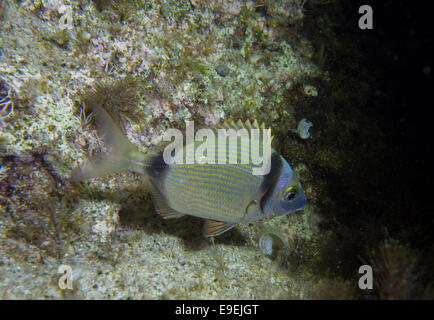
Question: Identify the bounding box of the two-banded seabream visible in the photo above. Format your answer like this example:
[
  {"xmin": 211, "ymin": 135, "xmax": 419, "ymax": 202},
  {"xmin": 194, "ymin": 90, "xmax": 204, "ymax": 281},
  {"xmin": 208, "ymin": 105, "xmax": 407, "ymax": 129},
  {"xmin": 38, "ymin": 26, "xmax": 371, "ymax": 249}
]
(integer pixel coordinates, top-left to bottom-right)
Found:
[{"xmin": 71, "ymin": 106, "xmax": 306, "ymax": 237}]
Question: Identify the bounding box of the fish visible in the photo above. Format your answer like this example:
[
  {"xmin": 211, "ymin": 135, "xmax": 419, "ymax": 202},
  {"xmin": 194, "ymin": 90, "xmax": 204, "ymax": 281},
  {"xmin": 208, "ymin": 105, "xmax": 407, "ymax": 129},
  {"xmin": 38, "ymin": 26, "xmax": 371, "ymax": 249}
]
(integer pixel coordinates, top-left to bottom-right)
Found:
[{"xmin": 71, "ymin": 106, "xmax": 306, "ymax": 237}]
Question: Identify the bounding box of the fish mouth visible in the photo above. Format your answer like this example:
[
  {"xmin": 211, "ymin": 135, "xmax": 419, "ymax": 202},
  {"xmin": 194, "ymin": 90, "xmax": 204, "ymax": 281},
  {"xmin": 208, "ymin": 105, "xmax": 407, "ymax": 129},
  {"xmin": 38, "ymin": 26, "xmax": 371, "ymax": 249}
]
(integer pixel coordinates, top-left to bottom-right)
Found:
[
  {"xmin": 275, "ymin": 194, "xmax": 306, "ymax": 216},
  {"xmin": 295, "ymin": 189, "xmax": 307, "ymax": 212},
  {"xmin": 294, "ymin": 195, "xmax": 307, "ymax": 212}
]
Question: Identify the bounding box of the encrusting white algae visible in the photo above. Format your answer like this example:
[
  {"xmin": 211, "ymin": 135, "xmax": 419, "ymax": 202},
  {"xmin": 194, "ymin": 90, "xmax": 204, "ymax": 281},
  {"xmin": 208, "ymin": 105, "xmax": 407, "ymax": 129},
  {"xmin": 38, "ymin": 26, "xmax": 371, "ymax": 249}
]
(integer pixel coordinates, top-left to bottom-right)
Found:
[{"xmin": 2, "ymin": 0, "xmax": 427, "ymax": 300}]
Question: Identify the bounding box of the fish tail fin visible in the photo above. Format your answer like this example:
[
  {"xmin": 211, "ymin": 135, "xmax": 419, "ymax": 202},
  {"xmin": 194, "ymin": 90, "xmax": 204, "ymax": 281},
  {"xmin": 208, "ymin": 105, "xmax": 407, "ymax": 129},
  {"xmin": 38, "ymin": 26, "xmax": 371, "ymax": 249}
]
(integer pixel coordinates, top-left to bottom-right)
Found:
[{"xmin": 71, "ymin": 105, "xmax": 151, "ymax": 181}]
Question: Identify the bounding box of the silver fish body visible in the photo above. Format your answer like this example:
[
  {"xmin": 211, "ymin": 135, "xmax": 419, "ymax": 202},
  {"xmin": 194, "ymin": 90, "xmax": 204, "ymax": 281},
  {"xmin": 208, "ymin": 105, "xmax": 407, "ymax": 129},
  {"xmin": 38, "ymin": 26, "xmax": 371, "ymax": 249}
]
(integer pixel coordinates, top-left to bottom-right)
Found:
[
  {"xmin": 151, "ymin": 161, "xmax": 265, "ymax": 223},
  {"xmin": 71, "ymin": 106, "xmax": 306, "ymax": 237}
]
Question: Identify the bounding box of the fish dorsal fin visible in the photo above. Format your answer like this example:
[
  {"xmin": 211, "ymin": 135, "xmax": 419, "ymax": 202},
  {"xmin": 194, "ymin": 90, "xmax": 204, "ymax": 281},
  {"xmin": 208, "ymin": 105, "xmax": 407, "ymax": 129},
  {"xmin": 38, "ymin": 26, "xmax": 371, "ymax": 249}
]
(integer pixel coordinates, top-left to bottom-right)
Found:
[
  {"xmin": 221, "ymin": 119, "xmax": 236, "ymax": 130},
  {"xmin": 149, "ymin": 183, "xmax": 185, "ymax": 219},
  {"xmin": 222, "ymin": 119, "xmax": 276, "ymax": 152},
  {"xmin": 222, "ymin": 119, "xmax": 263, "ymax": 130},
  {"xmin": 220, "ymin": 120, "xmax": 274, "ymax": 143},
  {"xmin": 203, "ymin": 220, "xmax": 235, "ymax": 237}
]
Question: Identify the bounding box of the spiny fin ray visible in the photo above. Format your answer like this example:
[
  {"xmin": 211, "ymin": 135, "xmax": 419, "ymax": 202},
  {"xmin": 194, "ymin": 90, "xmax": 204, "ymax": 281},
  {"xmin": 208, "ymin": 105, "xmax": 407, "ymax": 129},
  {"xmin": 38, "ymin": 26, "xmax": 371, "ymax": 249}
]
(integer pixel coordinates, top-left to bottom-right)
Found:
[{"xmin": 220, "ymin": 119, "xmax": 275, "ymax": 145}]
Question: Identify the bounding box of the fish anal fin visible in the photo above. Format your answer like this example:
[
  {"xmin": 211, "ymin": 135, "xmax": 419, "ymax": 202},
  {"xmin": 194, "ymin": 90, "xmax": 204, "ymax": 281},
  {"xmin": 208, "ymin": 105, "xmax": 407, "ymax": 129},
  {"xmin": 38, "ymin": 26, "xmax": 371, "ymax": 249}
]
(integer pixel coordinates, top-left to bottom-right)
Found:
[
  {"xmin": 203, "ymin": 220, "xmax": 235, "ymax": 237},
  {"xmin": 150, "ymin": 185, "xmax": 185, "ymax": 219}
]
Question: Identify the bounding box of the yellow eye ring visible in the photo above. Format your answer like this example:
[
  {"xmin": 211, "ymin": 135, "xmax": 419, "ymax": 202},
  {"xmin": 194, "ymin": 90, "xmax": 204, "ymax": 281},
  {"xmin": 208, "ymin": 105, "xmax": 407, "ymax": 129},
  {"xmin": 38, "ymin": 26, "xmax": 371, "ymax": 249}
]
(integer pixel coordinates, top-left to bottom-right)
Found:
[{"xmin": 279, "ymin": 185, "xmax": 299, "ymax": 201}]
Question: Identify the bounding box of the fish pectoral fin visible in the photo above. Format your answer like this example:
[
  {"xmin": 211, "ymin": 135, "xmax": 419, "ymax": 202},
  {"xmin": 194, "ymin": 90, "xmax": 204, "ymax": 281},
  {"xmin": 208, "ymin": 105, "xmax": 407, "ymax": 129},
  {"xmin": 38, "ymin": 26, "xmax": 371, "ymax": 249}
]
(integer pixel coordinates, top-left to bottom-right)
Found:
[
  {"xmin": 150, "ymin": 185, "xmax": 185, "ymax": 219},
  {"xmin": 203, "ymin": 220, "xmax": 235, "ymax": 237}
]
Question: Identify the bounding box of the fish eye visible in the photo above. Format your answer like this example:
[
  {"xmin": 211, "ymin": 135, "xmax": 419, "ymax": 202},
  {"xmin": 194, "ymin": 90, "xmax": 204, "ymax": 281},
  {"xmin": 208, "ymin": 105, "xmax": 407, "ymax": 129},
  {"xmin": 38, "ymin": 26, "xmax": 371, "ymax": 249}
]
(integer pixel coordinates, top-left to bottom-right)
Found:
[
  {"xmin": 284, "ymin": 189, "xmax": 297, "ymax": 201},
  {"xmin": 279, "ymin": 185, "xmax": 298, "ymax": 202}
]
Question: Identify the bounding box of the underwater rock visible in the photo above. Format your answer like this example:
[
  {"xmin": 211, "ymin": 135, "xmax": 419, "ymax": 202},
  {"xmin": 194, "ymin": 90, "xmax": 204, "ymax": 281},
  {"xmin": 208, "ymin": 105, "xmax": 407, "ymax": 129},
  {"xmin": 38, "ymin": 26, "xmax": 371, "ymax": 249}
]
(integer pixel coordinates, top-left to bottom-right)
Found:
[
  {"xmin": 297, "ymin": 118, "xmax": 313, "ymax": 139},
  {"xmin": 215, "ymin": 64, "xmax": 231, "ymax": 77},
  {"xmin": 265, "ymin": 42, "xmax": 281, "ymax": 52},
  {"xmin": 0, "ymin": 0, "xmax": 328, "ymax": 299}
]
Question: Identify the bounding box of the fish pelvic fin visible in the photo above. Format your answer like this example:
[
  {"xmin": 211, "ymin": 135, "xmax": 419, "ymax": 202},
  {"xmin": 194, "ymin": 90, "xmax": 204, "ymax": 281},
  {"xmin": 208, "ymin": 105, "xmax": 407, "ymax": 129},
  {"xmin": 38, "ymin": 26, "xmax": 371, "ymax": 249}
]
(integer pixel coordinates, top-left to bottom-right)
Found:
[
  {"xmin": 203, "ymin": 220, "xmax": 235, "ymax": 237},
  {"xmin": 70, "ymin": 105, "xmax": 153, "ymax": 181}
]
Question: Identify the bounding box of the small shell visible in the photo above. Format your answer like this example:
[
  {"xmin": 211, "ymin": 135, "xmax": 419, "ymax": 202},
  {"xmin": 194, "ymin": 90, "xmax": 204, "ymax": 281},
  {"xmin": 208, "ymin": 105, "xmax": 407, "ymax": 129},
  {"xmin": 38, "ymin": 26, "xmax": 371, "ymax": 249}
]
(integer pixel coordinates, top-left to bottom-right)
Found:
[
  {"xmin": 304, "ymin": 85, "xmax": 318, "ymax": 97},
  {"xmin": 297, "ymin": 118, "xmax": 313, "ymax": 139},
  {"xmin": 259, "ymin": 231, "xmax": 286, "ymax": 258}
]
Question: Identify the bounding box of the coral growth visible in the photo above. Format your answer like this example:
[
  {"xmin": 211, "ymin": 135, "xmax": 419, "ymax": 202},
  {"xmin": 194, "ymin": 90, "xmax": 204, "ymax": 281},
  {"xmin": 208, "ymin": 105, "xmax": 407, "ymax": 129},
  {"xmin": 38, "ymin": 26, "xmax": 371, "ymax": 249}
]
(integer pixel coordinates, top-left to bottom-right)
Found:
[
  {"xmin": 78, "ymin": 77, "xmax": 142, "ymax": 130},
  {"xmin": 367, "ymin": 240, "xmax": 421, "ymax": 299},
  {"xmin": 0, "ymin": 81, "xmax": 15, "ymax": 117},
  {"xmin": 0, "ymin": 152, "xmax": 80, "ymax": 262}
]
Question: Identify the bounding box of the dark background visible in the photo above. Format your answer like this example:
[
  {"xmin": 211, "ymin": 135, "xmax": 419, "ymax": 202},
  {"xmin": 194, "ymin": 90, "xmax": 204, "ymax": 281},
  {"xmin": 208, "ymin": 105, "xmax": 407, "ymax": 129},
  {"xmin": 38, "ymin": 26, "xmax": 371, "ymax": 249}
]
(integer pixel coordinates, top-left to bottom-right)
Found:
[
  {"xmin": 343, "ymin": 0, "xmax": 433, "ymax": 247},
  {"xmin": 297, "ymin": 0, "xmax": 434, "ymax": 298}
]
